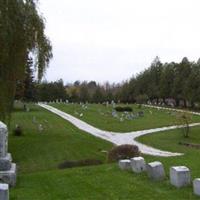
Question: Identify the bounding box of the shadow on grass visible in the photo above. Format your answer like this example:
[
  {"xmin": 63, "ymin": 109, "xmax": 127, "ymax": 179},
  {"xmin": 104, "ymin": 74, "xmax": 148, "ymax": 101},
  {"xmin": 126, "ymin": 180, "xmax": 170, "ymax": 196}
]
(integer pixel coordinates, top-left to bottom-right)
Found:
[{"xmin": 58, "ymin": 159, "xmax": 103, "ymax": 169}]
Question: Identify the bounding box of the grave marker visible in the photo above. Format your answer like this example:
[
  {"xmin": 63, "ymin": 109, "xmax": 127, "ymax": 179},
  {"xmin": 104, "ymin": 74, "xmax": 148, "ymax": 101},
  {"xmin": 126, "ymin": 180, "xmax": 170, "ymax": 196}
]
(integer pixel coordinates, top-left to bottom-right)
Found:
[
  {"xmin": 170, "ymin": 166, "xmax": 191, "ymax": 188},
  {"xmin": 0, "ymin": 122, "xmax": 17, "ymax": 187},
  {"xmin": 146, "ymin": 161, "xmax": 165, "ymax": 181}
]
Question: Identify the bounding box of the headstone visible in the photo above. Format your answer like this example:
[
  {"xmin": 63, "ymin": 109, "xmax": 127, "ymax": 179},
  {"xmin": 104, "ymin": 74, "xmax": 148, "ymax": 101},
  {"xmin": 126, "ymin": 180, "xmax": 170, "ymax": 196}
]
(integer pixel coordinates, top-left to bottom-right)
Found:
[
  {"xmin": 118, "ymin": 159, "xmax": 131, "ymax": 170},
  {"xmin": 0, "ymin": 122, "xmax": 17, "ymax": 187},
  {"xmin": 119, "ymin": 117, "xmax": 124, "ymax": 122},
  {"xmin": 0, "ymin": 164, "xmax": 16, "ymax": 187},
  {"xmin": 0, "ymin": 183, "xmax": 9, "ymax": 200},
  {"xmin": 0, "ymin": 154, "xmax": 12, "ymax": 171},
  {"xmin": 0, "ymin": 123, "xmax": 8, "ymax": 158},
  {"xmin": 146, "ymin": 161, "xmax": 165, "ymax": 181},
  {"xmin": 111, "ymin": 100, "xmax": 115, "ymax": 108},
  {"xmin": 26, "ymin": 107, "xmax": 30, "ymax": 112},
  {"xmin": 131, "ymin": 157, "xmax": 146, "ymax": 173},
  {"xmin": 193, "ymin": 178, "xmax": 200, "ymax": 196},
  {"xmin": 112, "ymin": 111, "xmax": 118, "ymax": 118},
  {"xmin": 38, "ymin": 124, "xmax": 43, "ymax": 132},
  {"xmin": 170, "ymin": 166, "xmax": 191, "ymax": 188}
]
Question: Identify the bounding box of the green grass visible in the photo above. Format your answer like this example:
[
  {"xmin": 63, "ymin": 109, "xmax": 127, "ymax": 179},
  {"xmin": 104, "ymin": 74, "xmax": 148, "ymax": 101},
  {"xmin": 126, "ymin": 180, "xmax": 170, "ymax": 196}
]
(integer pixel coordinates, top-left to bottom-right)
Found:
[
  {"xmin": 9, "ymin": 104, "xmax": 112, "ymax": 173},
  {"xmin": 137, "ymin": 126, "xmax": 200, "ymax": 175},
  {"xmin": 51, "ymin": 103, "xmax": 200, "ymax": 132},
  {"xmin": 11, "ymin": 164, "xmax": 199, "ymax": 200},
  {"xmin": 9, "ymin": 103, "xmax": 200, "ymax": 199}
]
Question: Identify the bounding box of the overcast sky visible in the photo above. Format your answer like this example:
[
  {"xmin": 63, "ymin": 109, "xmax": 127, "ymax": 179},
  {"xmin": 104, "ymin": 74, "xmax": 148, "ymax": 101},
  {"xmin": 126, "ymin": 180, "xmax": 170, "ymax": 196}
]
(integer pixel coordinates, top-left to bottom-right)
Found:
[{"xmin": 39, "ymin": 0, "xmax": 200, "ymax": 84}]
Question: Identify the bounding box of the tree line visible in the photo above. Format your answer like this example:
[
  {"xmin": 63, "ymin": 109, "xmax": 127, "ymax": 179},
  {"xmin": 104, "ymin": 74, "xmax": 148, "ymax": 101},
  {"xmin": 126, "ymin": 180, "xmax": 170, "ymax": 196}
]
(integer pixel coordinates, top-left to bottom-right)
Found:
[
  {"xmin": 125, "ymin": 56, "xmax": 200, "ymax": 108},
  {"xmin": 17, "ymin": 56, "xmax": 200, "ymax": 109}
]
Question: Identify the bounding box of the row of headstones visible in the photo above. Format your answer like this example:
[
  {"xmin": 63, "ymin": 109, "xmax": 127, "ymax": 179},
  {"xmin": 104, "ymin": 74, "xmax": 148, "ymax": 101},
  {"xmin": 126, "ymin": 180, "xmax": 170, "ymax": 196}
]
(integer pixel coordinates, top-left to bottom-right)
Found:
[{"xmin": 119, "ymin": 157, "xmax": 200, "ymax": 196}]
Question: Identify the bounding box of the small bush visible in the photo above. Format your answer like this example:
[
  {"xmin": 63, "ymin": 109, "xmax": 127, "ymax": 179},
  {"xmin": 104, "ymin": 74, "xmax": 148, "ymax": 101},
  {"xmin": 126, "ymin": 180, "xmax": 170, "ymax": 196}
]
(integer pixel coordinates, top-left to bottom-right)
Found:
[
  {"xmin": 58, "ymin": 159, "xmax": 103, "ymax": 169},
  {"xmin": 13, "ymin": 125, "xmax": 23, "ymax": 136},
  {"xmin": 115, "ymin": 106, "xmax": 133, "ymax": 112},
  {"xmin": 107, "ymin": 144, "xmax": 140, "ymax": 162}
]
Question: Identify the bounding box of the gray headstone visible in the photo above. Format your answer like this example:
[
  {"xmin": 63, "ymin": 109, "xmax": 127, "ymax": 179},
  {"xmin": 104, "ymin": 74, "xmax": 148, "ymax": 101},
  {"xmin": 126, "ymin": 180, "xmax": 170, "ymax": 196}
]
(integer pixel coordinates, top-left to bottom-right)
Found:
[
  {"xmin": 0, "ymin": 163, "xmax": 17, "ymax": 187},
  {"xmin": 0, "ymin": 122, "xmax": 8, "ymax": 158},
  {"xmin": 146, "ymin": 161, "xmax": 165, "ymax": 181},
  {"xmin": 0, "ymin": 122, "xmax": 17, "ymax": 187},
  {"xmin": 0, "ymin": 183, "xmax": 9, "ymax": 200},
  {"xmin": 193, "ymin": 178, "xmax": 200, "ymax": 196},
  {"xmin": 131, "ymin": 157, "xmax": 146, "ymax": 173},
  {"xmin": 170, "ymin": 166, "xmax": 191, "ymax": 188},
  {"xmin": 118, "ymin": 159, "xmax": 131, "ymax": 170},
  {"xmin": 0, "ymin": 154, "xmax": 12, "ymax": 171}
]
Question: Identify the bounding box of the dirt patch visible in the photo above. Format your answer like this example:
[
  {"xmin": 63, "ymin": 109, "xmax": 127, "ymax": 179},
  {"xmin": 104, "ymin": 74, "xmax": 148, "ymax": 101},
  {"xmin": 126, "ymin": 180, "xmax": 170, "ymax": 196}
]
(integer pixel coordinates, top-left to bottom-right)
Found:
[{"xmin": 179, "ymin": 141, "xmax": 200, "ymax": 149}]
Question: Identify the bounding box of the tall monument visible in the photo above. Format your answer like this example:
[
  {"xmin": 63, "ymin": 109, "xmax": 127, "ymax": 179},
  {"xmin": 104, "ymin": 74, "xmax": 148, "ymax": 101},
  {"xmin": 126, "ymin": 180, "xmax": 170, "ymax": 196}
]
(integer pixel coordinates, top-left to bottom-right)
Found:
[{"xmin": 0, "ymin": 122, "xmax": 17, "ymax": 187}]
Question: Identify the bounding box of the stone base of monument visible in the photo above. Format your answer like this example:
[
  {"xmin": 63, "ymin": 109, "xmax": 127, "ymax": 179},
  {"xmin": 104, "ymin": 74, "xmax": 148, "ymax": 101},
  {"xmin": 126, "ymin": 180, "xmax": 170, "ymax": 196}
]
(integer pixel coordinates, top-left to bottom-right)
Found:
[
  {"xmin": 146, "ymin": 161, "xmax": 165, "ymax": 181},
  {"xmin": 170, "ymin": 166, "xmax": 191, "ymax": 188},
  {"xmin": 0, "ymin": 121, "xmax": 17, "ymax": 188},
  {"xmin": 131, "ymin": 157, "xmax": 146, "ymax": 173},
  {"xmin": 0, "ymin": 163, "xmax": 17, "ymax": 187},
  {"xmin": 193, "ymin": 178, "xmax": 200, "ymax": 196},
  {"xmin": 0, "ymin": 183, "xmax": 9, "ymax": 200},
  {"xmin": 0, "ymin": 153, "xmax": 12, "ymax": 171},
  {"xmin": 118, "ymin": 159, "xmax": 131, "ymax": 170}
]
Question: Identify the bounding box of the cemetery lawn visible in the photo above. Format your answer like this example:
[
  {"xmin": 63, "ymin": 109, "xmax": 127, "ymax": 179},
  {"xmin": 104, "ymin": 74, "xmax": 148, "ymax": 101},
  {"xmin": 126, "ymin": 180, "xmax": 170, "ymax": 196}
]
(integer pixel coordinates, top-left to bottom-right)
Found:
[
  {"xmin": 9, "ymin": 104, "xmax": 200, "ymax": 199},
  {"xmin": 51, "ymin": 103, "xmax": 200, "ymax": 132},
  {"xmin": 9, "ymin": 104, "xmax": 112, "ymax": 173}
]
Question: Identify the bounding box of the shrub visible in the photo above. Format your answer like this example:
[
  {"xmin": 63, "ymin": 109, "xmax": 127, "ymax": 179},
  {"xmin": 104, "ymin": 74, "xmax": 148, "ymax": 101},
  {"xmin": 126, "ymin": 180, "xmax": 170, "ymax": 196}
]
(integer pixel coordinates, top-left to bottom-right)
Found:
[
  {"xmin": 58, "ymin": 159, "xmax": 103, "ymax": 169},
  {"xmin": 107, "ymin": 144, "xmax": 140, "ymax": 162},
  {"xmin": 13, "ymin": 125, "xmax": 23, "ymax": 136},
  {"xmin": 115, "ymin": 106, "xmax": 133, "ymax": 112}
]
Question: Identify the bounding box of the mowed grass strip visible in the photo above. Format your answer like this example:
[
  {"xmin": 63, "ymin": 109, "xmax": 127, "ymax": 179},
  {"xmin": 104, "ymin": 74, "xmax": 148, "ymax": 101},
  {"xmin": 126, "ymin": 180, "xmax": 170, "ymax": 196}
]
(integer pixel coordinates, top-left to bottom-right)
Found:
[
  {"xmin": 11, "ymin": 164, "xmax": 200, "ymax": 200},
  {"xmin": 51, "ymin": 103, "xmax": 200, "ymax": 132},
  {"xmin": 9, "ymin": 104, "xmax": 112, "ymax": 173}
]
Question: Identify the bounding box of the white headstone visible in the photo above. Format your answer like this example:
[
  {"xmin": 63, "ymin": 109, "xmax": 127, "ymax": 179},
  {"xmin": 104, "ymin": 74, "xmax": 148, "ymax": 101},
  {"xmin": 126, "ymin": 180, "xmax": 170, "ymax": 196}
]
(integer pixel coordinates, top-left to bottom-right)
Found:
[
  {"xmin": 130, "ymin": 157, "xmax": 146, "ymax": 173},
  {"xmin": 170, "ymin": 166, "xmax": 191, "ymax": 188},
  {"xmin": 193, "ymin": 178, "xmax": 200, "ymax": 196},
  {"xmin": 146, "ymin": 161, "xmax": 165, "ymax": 181},
  {"xmin": 118, "ymin": 159, "xmax": 131, "ymax": 170},
  {"xmin": 0, "ymin": 183, "xmax": 9, "ymax": 200},
  {"xmin": 38, "ymin": 124, "xmax": 43, "ymax": 132}
]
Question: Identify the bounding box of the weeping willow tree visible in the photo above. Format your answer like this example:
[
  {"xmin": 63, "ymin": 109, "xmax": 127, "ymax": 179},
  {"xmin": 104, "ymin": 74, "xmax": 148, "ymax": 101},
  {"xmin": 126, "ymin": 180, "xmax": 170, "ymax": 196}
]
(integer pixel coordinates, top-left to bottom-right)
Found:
[{"xmin": 0, "ymin": 0, "xmax": 53, "ymax": 122}]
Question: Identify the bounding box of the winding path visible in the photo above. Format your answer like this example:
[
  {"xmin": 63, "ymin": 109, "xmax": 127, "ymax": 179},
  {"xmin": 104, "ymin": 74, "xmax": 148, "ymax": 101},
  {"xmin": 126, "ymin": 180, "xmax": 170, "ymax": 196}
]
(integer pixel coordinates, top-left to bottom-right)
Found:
[{"xmin": 38, "ymin": 103, "xmax": 200, "ymax": 157}]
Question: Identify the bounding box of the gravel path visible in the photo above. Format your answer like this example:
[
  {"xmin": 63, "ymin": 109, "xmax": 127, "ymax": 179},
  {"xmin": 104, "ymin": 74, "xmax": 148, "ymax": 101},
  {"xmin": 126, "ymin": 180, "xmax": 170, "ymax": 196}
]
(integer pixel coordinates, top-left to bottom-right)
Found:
[
  {"xmin": 38, "ymin": 103, "xmax": 200, "ymax": 157},
  {"xmin": 142, "ymin": 104, "xmax": 200, "ymax": 116}
]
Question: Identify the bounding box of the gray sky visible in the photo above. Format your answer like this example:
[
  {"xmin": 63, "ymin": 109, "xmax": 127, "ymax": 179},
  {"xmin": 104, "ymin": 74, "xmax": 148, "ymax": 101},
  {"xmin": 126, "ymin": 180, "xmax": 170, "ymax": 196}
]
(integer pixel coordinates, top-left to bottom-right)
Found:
[{"xmin": 39, "ymin": 0, "xmax": 200, "ymax": 83}]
